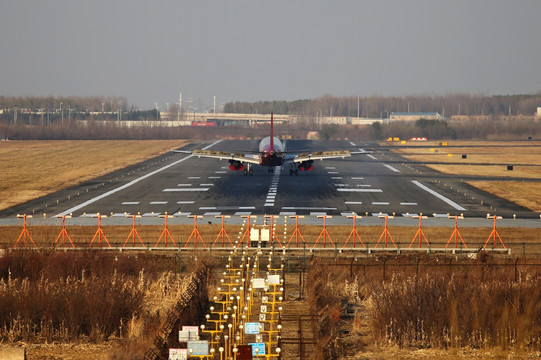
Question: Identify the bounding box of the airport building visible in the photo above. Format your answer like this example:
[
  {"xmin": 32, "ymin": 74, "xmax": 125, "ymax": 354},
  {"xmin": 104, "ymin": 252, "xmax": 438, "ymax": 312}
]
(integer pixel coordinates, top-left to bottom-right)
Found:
[{"xmin": 389, "ymin": 112, "xmax": 443, "ymax": 121}]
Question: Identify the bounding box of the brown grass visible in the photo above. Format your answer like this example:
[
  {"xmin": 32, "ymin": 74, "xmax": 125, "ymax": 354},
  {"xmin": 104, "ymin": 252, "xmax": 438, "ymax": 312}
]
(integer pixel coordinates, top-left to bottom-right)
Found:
[
  {"xmin": 391, "ymin": 141, "xmax": 541, "ymax": 211},
  {"xmin": 0, "ymin": 140, "xmax": 189, "ymax": 211},
  {"xmin": 0, "ymin": 250, "xmax": 190, "ymax": 344},
  {"xmin": 308, "ymin": 255, "xmax": 541, "ymax": 358}
]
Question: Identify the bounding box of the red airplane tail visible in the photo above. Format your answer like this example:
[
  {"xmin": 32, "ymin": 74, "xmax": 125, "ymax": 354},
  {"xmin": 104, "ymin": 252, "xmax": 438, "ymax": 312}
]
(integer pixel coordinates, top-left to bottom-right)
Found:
[{"xmin": 270, "ymin": 111, "xmax": 274, "ymax": 152}]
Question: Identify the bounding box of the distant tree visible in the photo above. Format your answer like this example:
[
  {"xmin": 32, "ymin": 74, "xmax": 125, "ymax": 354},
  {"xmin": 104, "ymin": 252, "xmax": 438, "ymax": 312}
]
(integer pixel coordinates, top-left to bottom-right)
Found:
[
  {"xmin": 318, "ymin": 124, "xmax": 339, "ymax": 140},
  {"xmin": 369, "ymin": 121, "xmax": 383, "ymax": 140}
]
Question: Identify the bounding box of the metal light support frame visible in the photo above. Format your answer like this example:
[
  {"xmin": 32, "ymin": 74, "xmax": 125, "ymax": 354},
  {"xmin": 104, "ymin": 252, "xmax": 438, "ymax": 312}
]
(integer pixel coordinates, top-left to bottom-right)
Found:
[
  {"xmin": 239, "ymin": 215, "xmax": 256, "ymax": 247},
  {"xmin": 155, "ymin": 212, "xmax": 176, "ymax": 247},
  {"xmin": 374, "ymin": 216, "xmax": 397, "ymax": 248},
  {"xmin": 445, "ymin": 216, "xmax": 468, "ymax": 249},
  {"xmin": 54, "ymin": 215, "xmax": 75, "ymax": 248},
  {"xmin": 89, "ymin": 213, "xmax": 111, "ymax": 248},
  {"xmin": 483, "ymin": 216, "xmax": 506, "ymax": 249},
  {"xmin": 313, "ymin": 215, "xmax": 335, "ymax": 248},
  {"xmin": 184, "ymin": 215, "xmax": 207, "ymax": 248},
  {"xmin": 213, "ymin": 215, "xmax": 233, "ymax": 247},
  {"xmin": 286, "ymin": 215, "xmax": 307, "ymax": 248},
  {"xmin": 342, "ymin": 214, "xmax": 365, "ymax": 248},
  {"xmin": 14, "ymin": 214, "xmax": 37, "ymax": 248},
  {"xmin": 408, "ymin": 214, "xmax": 430, "ymax": 248},
  {"xmin": 123, "ymin": 215, "xmax": 145, "ymax": 248},
  {"xmin": 265, "ymin": 215, "xmax": 283, "ymax": 247}
]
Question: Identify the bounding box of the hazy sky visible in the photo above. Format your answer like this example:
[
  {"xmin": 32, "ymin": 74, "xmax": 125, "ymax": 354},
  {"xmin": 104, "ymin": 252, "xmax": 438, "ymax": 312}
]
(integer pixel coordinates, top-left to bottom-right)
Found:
[{"xmin": 1, "ymin": 1, "xmax": 540, "ymax": 111}]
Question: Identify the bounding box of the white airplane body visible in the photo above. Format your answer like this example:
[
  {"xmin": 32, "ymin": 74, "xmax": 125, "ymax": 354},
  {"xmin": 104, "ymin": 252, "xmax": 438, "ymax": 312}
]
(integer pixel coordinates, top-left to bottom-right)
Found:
[{"xmin": 179, "ymin": 112, "xmax": 361, "ymax": 176}]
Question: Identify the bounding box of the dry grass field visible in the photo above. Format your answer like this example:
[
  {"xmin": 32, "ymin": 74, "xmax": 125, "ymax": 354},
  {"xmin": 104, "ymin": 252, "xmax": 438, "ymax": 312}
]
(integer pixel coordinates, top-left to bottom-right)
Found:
[
  {"xmin": 392, "ymin": 141, "xmax": 541, "ymax": 211},
  {"xmin": 0, "ymin": 140, "xmax": 189, "ymax": 211}
]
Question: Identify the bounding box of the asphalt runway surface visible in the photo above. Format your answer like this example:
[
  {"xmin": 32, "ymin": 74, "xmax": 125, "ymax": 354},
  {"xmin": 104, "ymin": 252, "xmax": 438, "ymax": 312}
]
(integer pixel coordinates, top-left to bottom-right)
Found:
[{"xmin": 1, "ymin": 140, "xmax": 539, "ymax": 227}]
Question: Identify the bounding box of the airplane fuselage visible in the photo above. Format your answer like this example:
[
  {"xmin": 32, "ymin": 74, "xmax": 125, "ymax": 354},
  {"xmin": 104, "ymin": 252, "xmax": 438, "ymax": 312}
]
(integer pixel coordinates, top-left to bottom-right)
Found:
[{"xmin": 258, "ymin": 136, "xmax": 284, "ymax": 167}]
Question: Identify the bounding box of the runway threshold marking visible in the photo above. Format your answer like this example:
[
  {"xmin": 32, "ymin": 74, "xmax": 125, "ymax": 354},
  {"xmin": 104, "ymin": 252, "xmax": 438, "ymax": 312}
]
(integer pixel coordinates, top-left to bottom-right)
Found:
[
  {"xmin": 411, "ymin": 180, "xmax": 467, "ymax": 211},
  {"xmin": 55, "ymin": 140, "xmax": 223, "ymax": 217}
]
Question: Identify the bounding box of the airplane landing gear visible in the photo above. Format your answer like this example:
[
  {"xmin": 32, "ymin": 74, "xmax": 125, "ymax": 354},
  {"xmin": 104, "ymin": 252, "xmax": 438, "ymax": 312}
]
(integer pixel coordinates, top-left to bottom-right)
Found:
[
  {"xmin": 244, "ymin": 163, "xmax": 253, "ymax": 176},
  {"xmin": 289, "ymin": 165, "xmax": 299, "ymax": 176}
]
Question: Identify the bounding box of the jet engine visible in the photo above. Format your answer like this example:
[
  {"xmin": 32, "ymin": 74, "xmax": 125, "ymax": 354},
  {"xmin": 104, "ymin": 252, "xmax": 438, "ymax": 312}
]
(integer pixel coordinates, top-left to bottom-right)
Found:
[
  {"xmin": 298, "ymin": 160, "xmax": 314, "ymax": 171},
  {"xmin": 228, "ymin": 160, "xmax": 245, "ymax": 171}
]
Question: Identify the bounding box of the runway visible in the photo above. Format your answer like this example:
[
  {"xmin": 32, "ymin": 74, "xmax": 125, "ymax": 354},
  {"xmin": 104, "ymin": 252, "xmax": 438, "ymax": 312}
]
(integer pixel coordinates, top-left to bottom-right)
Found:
[{"xmin": 0, "ymin": 139, "xmax": 537, "ymax": 225}]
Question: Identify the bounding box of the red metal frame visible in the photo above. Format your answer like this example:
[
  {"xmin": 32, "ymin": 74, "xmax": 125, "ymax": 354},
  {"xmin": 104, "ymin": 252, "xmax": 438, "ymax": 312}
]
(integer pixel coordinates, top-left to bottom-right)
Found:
[
  {"xmin": 374, "ymin": 216, "xmax": 397, "ymax": 248},
  {"xmin": 156, "ymin": 213, "xmax": 176, "ymax": 247},
  {"xmin": 14, "ymin": 214, "xmax": 37, "ymax": 248},
  {"xmin": 89, "ymin": 213, "xmax": 111, "ymax": 248},
  {"xmin": 123, "ymin": 215, "xmax": 145, "ymax": 248},
  {"xmin": 212, "ymin": 215, "xmax": 233, "ymax": 247},
  {"xmin": 54, "ymin": 215, "xmax": 75, "ymax": 248},
  {"xmin": 408, "ymin": 215, "xmax": 430, "ymax": 248},
  {"xmin": 184, "ymin": 215, "xmax": 207, "ymax": 248},
  {"xmin": 313, "ymin": 215, "xmax": 335, "ymax": 248},
  {"xmin": 286, "ymin": 215, "xmax": 307, "ymax": 248},
  {"xmin": 342, "ymin": 214, "xmax": 365, "ymax": 248},
  {"xmin": 483, "ymin": 216, "xmax": 506, "ymax": 249},
  {"xmin": 445, "ymin": 216, "xmax": 468, "ymax": 249}
]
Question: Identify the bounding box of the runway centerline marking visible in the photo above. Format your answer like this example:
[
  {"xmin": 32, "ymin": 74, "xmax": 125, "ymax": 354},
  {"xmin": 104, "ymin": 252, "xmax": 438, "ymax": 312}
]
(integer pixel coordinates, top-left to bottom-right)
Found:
[
  {"xmin": 55, "ymin": 140, "xmax": 223, "ymax": 216},
  {"xmin": 411, "ymin": 180, "xmax": 467, "ymax": 211},
  {"xmin": 264, "ymin": 166, "xmax": 281, "ymax": 207}
]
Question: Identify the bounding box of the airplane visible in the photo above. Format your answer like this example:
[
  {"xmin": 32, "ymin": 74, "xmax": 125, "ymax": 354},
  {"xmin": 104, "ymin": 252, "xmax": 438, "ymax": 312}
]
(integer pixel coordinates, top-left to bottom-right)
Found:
[{"xmin": 176, "ymin": 112, "xmax": 366, "ymax": 176}]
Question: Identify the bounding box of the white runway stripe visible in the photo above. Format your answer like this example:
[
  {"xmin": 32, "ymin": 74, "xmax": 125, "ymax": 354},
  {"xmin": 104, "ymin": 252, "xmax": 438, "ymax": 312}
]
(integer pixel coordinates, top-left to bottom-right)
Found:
[
  {"xmin": 163, "ymin": 188, "xmax": 209, "ymax": 192},
  {"xmin": 337, "ymin": 188, "xmax": 382, "ymax": 192},
  {"xmin": 412, "ymin": 180, "xmax": 467, "ymax": 211},
  {"xmin": 384, "ymin": 164, "xmax": 400, "ymax": 172},
  {"xmin": 55, "ymin": 140, "xmax": 223, "ymax": 217}
]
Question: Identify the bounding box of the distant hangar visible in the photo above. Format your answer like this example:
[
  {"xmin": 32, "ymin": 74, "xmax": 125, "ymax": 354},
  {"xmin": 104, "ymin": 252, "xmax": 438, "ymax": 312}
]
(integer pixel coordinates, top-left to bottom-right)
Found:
[{"xmin": 389, "ymin": 112, "xmax": 443, "ymax": 121}]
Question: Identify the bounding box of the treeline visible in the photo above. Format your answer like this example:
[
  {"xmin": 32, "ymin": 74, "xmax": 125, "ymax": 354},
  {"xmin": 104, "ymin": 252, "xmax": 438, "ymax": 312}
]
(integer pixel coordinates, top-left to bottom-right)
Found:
[
  {"xmin": 0, "ymin": 109, "xmax": 160, "ymax": 125},
  {"xmin": 1, "ymin": 117, "xmax": 540, "ymax": 141},
  {"xmin": 0, "ymin": 95, "xmax": 128, "ymax": 112},
  {"xmin": 317, "ymin": 117, "xmax": 541, "ymax": 141},
  {"xmin": 0, "ymin": 120, "xmax": 274, "ymax": 140},
  {"xmin": 224, "ymin": 93, "xmax": 541, "ymax": 117}
]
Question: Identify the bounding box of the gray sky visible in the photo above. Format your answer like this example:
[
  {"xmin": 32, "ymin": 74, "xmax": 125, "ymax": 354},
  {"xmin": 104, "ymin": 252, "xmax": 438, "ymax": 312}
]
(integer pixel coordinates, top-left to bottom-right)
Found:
[{"xmin": 1, "ymin": 0, "xmax": 540, "ymax": 111}]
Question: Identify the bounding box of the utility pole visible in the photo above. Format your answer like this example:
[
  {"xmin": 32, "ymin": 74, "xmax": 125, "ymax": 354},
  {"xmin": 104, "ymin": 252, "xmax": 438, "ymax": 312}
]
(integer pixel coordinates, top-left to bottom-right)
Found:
[{"xmin": 213, "ymin": 96, "xmax": 216, "ymax": 114}]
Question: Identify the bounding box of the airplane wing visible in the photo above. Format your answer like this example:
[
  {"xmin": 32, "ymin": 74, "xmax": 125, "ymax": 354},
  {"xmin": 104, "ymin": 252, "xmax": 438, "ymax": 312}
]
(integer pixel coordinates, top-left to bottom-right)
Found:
[
  {"xmin": 192, "ymin": 149, "xmax": 261, "ymax": 165},
  {"xmin": 292, "ymin": 150, "xmax": 351, "ymax": 163}
]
